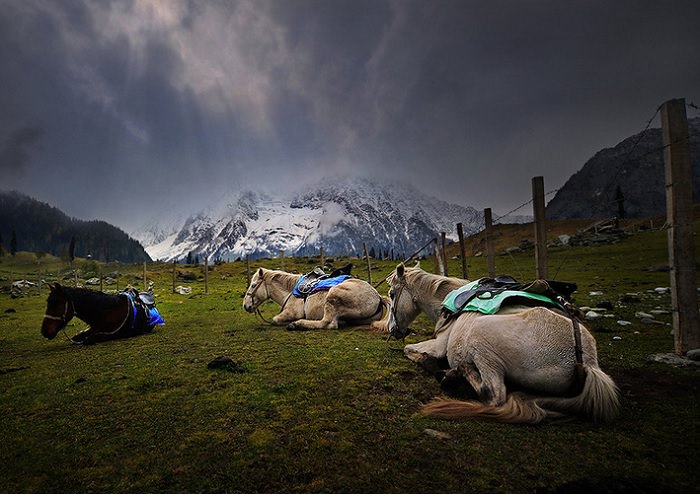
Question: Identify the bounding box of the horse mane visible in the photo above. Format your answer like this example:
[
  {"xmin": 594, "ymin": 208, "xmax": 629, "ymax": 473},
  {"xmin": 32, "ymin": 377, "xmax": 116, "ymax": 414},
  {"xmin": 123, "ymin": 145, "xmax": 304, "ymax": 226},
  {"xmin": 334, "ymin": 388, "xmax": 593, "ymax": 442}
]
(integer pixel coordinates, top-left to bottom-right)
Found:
[
  {"xmin": 60, "ymin": 286, "xmax": 125, "ymax": 320},
  {"xmin": 265, "ymin": 269, "xmax": 301, "ymax": 292},
  {"xmin": 402, "ymin": 266, "xmax": 467, "ymax": 300}
]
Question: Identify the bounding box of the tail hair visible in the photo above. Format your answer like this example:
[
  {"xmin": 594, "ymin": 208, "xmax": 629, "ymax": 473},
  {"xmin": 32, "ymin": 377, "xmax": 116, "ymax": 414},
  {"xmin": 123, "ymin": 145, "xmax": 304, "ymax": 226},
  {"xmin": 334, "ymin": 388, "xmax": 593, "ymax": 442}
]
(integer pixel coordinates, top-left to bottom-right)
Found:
[{"xmin": 421, "ymin": 366, "xmax": 620, "ymax": 424}]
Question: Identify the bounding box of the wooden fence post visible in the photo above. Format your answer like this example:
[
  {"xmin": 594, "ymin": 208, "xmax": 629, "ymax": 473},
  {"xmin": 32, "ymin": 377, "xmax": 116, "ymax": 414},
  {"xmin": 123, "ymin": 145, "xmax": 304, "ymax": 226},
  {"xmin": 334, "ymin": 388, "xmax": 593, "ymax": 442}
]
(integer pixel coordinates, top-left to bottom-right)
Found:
[
  {"xmin": 433, "ymin": 238, "xmax": 445, "ymax": 275},
  {"xmin": 280, "ymin": 250, "xmax": 285, "ymax": 271},
  {"xmin": 484, "ymin": 208, "xmax": 496, "ymax": 277},
  {"xmin": 320, "ymin": 246, "xmax": 325, "ymax": 268},
  {"xmin": 456, "ymin": 222, "xmax": 468, "ymax": 279},
  {"xmin": 246, "ymin": 254, "xmax": 251, "ymax": 286},
  {"xmin": 661, "ymin": 98, "xmax": 700, "ymax": 354},
  {"xmin": 363, "ymin": 242, "xmax": 372, "ymax": 284},
  {"xmin": 204, "ymin": 257, "xmax": 209, "ymax": 295},
  {"xmin": 532, "ymin": 176, "xmax": 548, "ymax": 279},
  {"xmin": 143, "ymin": 262, "xmax": 147, "ymax": 290},
  {"xmin": 440, "ymin": 232, "xmax": 448, "ymax": 276},
  {"xmin": 172, "ymin": 260, "xmax": 176, "ymax": 293}
]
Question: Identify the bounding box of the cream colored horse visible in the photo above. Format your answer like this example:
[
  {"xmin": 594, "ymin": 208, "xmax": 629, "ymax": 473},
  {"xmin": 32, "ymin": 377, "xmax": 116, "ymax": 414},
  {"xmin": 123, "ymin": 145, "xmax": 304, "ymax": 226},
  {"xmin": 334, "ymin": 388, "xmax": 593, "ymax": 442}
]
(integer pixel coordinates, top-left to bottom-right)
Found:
[
  {"xmin": 387, "ymin": 264, "xmax": 620, "ymax": 424},
  {"xmin": 243, "ymin": 268, "xmax": 387, "ymax": 330}
]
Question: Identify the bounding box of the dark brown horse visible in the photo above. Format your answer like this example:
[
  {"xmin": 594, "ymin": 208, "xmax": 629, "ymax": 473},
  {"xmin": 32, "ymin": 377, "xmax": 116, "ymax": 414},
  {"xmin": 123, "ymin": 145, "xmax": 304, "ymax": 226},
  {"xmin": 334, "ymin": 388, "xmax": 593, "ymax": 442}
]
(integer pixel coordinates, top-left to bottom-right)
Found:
[{"xmin": 41, "ymin": 283, "xmax": 163, "ymax": 344}]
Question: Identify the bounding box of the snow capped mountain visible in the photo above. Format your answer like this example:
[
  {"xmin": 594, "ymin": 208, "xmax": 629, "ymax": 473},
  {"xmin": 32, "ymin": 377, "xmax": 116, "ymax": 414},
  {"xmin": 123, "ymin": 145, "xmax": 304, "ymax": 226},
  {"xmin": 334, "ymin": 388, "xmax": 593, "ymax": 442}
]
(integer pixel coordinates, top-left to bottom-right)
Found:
[{"xmin": 132, "ymin": 178, "xmax": 514, "ymax": 262}]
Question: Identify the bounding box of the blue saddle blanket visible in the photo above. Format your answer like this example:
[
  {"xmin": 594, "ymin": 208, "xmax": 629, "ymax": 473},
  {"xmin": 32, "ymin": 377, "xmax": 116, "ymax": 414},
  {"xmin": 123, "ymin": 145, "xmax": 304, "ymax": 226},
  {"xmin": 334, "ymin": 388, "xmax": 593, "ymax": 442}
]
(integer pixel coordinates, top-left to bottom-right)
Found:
[
  {"xmin": 125, "ymin": 291, "xmax": 165, "ymax": 328},
  {"xmin": 293, "ymin": 274, "xmax": 351, "ymax": 298},
  {"xmin": 147, "ymin": 307, "xmax": 165, "ymax": 326}
]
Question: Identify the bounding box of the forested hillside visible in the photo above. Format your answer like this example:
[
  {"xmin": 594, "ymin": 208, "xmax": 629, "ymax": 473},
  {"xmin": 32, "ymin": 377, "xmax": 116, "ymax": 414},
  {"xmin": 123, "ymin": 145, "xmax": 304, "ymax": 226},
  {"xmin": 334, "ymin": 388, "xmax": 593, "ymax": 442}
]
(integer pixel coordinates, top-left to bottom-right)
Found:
[{"xmin": 0, "ymin": 191, "xmax": 150, "ymax": 262}]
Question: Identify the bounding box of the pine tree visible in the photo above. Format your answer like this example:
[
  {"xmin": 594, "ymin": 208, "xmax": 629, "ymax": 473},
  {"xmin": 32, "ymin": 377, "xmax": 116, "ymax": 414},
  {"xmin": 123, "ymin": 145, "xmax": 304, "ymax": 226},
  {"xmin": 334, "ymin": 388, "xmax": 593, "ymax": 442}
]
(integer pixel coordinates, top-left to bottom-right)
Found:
[{"xmin": 10, "ymin": 229, "xmax": 17, "ymax": 256}]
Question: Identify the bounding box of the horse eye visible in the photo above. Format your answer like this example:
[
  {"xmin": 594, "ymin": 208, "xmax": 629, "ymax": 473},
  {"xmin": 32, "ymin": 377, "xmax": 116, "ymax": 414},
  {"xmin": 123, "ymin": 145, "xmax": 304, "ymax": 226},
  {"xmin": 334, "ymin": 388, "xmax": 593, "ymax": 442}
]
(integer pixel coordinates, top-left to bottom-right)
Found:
[{"xmin": 389, "ymin": 288, "xmax": 395, "ymax": 298}]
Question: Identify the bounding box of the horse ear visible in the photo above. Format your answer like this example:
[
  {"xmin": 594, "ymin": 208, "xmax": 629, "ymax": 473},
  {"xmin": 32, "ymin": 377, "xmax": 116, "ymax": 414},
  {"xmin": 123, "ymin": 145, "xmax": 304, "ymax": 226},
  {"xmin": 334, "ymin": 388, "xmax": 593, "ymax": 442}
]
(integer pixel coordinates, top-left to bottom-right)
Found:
[
  {"xmin": 257, "ymin": 268, "xmax": 264, "ymax": 277},
  {"xmin": 49, "ymin": 282, "xmax": 60, "ymax": 292},
  {"xmin": 396, "ymin": 263, "xmax": 405, "ymax": 278}
]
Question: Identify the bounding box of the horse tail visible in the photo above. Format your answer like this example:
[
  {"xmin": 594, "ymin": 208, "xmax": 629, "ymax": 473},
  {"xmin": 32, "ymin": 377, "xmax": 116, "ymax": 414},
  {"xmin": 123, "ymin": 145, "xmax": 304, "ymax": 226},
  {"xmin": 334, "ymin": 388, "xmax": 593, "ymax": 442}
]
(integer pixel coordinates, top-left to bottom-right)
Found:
[
  {"xmin": 420, "ymin": 366, "xmax": 620, "ymax": 424},
  {"xmin": 369, "ymin": 295, "xmax": 392, "ymax": 333},
  {"xmin": 420, "ymin": 393, "xmax": 564, "ymax": 424},
  {"xmin": 535, "ymin": 366, "xmax": 620, "ymax": 424}
]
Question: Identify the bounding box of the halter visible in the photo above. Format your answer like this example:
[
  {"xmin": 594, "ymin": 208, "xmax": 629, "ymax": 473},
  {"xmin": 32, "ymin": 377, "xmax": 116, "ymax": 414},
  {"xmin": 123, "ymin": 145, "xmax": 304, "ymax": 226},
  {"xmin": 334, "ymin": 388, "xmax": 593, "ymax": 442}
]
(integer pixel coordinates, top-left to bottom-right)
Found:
[
  {"xmin": 388, "ymin": 280, "xmax": 414, "ymax": 340},
  {"xmin": 43, "ymin": 299, "xmax": 74, "ymax": 327},
  {"xmin": 245, "ymin": 277, "xmax": 269, "ymax": 312},
  {"xmin": 245, "ymin": 276, "xmax": 277, "ymax": 324}
]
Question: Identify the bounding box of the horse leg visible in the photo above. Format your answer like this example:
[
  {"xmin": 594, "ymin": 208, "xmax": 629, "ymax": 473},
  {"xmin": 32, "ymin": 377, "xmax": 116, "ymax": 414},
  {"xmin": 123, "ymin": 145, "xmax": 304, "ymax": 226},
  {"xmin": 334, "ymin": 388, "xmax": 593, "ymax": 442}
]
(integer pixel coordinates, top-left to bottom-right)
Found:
[
  {"xmin": 287, "ymin": 296, "xmax": 341, "ymax": 331},
  {"xmin": 272, "ymin": 310, "xmax": 299, "ymax": 326},
  {"xmin": 287, "ymin": 311, "xmax": 339, "ymax": 331},
  {"xmin": 404, "ymin": 331, "xmax": 452, "ymax": 376},
  {"xmin": 458, "ymin": 360, "xmax": 507, "ymax": 406}
]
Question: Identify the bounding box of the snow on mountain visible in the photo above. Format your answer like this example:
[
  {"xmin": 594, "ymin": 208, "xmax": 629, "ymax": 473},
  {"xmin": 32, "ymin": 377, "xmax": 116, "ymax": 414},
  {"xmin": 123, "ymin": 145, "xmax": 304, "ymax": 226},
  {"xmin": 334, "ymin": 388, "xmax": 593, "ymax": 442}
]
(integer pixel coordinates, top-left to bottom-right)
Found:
[{"xmin": 132, "ymin": 177, "xmax": 524, "ymax": 262}]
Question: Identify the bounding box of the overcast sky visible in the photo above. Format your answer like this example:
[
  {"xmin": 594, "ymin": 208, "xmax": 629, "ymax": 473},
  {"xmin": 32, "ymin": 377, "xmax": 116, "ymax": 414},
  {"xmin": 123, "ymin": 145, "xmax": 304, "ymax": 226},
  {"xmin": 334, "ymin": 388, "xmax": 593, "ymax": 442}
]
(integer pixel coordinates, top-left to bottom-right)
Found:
[{"xmin": 2, "ymin": 0, "xmax": 699, "ymax": 232}]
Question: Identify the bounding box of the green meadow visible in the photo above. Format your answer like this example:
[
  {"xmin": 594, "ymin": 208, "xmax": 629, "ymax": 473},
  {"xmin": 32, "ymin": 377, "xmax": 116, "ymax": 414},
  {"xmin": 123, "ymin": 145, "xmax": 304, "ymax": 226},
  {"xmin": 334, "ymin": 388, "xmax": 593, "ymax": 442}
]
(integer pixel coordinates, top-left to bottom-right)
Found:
[{"xmin": 1, "ymin": 222, "xmax": 698, "ymax": 493}]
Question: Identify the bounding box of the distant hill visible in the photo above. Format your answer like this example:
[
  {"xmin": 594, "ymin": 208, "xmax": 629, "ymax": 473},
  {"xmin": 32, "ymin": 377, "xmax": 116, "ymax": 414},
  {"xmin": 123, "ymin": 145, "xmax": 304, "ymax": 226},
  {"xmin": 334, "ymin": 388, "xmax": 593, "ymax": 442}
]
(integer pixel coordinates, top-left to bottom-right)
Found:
[
  {"xmin": 546, "ymin": 116, "xmax": 700, "ymax": 219},
  {"xmin": 0, "ymin": 191, "xmax": 151, "ymax": 263}
]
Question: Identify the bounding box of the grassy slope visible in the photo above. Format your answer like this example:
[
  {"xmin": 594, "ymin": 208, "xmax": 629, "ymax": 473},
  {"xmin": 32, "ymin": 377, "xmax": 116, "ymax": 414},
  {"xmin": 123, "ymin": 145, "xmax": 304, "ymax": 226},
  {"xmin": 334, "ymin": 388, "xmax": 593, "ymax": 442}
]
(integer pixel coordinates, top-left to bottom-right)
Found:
[{"xmin": 0, "ymin": 219, "xmax": 698, "ymax": 494}]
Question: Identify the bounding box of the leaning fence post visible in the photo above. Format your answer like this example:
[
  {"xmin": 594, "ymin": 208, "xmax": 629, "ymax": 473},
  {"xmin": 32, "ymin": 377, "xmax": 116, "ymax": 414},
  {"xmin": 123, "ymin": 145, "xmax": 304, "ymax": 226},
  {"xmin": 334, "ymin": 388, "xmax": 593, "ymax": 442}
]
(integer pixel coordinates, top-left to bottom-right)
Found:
[
  {"xmin": 661, "ymin": 98, "xmax": 700, "ymax": 354},
  {"xmin": 484, "ymin": 208, "xmax": 496, "ymax": 277},
  {"xmin": 440, "ymin": 232, "xmax": 448, "ymax": 276},
  {"xmin": 456, "ymin": 222, "xmax": 468, "ymax": 279},
  {"xmin": 532, "ymin": 176, "xmax": 548, "ymax": 280}
]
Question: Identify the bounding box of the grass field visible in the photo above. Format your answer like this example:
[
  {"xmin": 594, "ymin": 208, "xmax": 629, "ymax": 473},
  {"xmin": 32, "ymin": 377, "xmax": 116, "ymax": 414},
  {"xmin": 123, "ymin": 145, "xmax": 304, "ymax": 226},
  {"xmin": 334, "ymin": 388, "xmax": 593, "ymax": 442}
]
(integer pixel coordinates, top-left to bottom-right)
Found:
[{"xmin": 1, "ymin": 222, "xmax": 699, "ymax": 493}]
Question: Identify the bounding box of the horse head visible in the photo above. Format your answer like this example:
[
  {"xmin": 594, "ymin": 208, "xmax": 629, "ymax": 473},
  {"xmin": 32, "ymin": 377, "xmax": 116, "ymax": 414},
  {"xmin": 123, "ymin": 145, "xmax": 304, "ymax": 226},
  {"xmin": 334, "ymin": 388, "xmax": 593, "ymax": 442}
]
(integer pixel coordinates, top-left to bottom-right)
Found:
[
  {"xmin": 41, "ymin": 283, "xmax": 75, "ymax": 339},
  {"xmin": 386, "ymin": 264, "xmax": 422, "ymax": 340},
  {"xmin": 243, "ymin": 268, "xmax": 270, "ymax": 313}
]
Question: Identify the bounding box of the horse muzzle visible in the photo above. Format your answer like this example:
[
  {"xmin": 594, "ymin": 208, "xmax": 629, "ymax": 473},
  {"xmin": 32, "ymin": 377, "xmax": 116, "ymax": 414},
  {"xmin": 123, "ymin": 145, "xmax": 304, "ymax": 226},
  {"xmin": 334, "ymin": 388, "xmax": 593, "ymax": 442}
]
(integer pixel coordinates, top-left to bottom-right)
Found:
[
  {"xmin": 242, "ymin": 298, "xmax": 258, "ymax": 313},
  {"xmin": 41, "ymin": 320, "xmax": 61, "ymax": 339}
]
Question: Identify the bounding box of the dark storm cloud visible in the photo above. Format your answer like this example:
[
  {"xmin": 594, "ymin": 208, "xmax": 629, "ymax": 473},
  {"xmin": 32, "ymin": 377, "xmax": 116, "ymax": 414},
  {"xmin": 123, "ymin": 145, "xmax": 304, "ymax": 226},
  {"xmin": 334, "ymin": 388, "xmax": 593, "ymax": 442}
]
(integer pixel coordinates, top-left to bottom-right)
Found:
[
  {"xmin": 0, "ymin": 125, "xmax": 44, "ymax": 174},
  {"xmin": 1, "ymin": 0, "xmax": 699, "ymax": 230}
]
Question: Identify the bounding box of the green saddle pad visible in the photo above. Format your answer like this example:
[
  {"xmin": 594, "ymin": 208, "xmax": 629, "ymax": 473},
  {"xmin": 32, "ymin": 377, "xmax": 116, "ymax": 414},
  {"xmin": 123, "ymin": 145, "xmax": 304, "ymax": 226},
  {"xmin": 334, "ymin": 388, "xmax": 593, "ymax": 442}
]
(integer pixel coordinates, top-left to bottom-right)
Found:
[{"xmin": 442, "ymin": 279, "xmax": 563, "ymax": 315}]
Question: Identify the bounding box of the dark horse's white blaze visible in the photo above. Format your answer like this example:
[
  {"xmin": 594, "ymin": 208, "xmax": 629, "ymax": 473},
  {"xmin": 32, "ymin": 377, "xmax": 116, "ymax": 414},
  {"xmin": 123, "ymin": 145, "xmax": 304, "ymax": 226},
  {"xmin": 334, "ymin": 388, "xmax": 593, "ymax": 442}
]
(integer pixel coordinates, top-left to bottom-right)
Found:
[
  {"xmin": 387, "ymin": 264, "xmax": 620, "ymax": 424},
  {"xmin": 243, "ymin": 268, "xmax": 387, "ymax": 330}
]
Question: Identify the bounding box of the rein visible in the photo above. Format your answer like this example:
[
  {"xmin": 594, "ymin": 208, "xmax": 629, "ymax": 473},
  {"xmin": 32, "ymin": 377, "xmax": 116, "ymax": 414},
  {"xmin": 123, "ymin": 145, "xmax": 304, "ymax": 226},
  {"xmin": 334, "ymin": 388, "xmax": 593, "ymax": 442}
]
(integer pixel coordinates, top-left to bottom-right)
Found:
[{"xmin": 247, "ymin": 275, "xmax": 294, "ymax": 325}]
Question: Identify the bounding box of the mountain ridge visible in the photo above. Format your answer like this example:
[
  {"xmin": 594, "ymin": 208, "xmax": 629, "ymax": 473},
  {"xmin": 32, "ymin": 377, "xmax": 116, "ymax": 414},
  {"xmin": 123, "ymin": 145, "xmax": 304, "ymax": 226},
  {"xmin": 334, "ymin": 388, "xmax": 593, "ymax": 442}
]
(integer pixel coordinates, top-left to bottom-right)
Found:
[{"xmin": 133, "ymin": 178, "xmax": 530, "ymax": 262}]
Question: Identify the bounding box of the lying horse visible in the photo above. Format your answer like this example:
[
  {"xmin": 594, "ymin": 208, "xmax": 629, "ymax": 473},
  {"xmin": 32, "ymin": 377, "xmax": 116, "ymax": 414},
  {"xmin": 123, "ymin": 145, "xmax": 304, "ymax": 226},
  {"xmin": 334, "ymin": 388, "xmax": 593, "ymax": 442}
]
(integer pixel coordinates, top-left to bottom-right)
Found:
[
  {"xmin": 243, "ymin": 267, "xmax": 387, "ymax": 330},
  {"xmin": 41, "ymin": 283, "xmax": 164, "ymax": 344},
  {"xmin": 387, "ymin": 264, "xmax": 620, "ymax": 424}
]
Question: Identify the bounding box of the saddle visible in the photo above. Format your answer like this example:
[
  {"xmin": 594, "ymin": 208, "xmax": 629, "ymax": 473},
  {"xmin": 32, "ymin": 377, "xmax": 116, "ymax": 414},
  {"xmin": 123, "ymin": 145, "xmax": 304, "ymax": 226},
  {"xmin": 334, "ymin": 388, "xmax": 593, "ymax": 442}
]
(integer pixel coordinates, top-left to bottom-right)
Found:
[
  {"xmin": 293, "ymin": 263, "xmax": 353, "ymax": 298},
  {"xmin": 444, "ymin": 275, "xmax": 578, "ymax": 316},
  {"xmin": 122, "ymin": 287, "xmax": 164, "ymax": 328}
]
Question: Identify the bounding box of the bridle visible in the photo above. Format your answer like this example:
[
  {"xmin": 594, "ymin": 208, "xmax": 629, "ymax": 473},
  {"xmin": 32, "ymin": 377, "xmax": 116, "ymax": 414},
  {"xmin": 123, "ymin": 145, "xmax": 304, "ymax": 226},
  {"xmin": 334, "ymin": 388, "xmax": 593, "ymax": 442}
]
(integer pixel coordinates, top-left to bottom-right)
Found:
[
  {"xmin": 245, "ymin": 276, "xmax": 269, "ymax": 312},
  {"xmin": 388, "ymin": 280, "xmax": 414, "ymax": 340},
  {"xmin": 43, "ymin": 298, "xmax": 74, "ymax": 330},
  {"xmin": 245, "ymin": 276, "xmax": 281, "ymax": 324}
]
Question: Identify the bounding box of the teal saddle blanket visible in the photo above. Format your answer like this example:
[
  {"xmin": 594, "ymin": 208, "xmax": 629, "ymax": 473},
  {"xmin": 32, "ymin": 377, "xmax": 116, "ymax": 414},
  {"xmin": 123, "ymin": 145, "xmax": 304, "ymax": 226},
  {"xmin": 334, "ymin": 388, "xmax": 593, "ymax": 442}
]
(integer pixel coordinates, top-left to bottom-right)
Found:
[{"xmin": 442, "ymin": 277, "xmax": 564, "ymax": 315}]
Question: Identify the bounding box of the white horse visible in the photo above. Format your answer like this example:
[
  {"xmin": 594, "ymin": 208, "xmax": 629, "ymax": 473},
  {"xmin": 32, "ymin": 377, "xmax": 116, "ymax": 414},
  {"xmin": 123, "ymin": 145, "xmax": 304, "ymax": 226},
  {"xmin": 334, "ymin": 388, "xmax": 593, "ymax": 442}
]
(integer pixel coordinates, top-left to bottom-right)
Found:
[
  {"xmin": 243, "ymin": 268, "xmax": 387, "ymax": 330},
  {"xmin": 387, "ymin": 264, "xmax": 620, "ymax": 424}
]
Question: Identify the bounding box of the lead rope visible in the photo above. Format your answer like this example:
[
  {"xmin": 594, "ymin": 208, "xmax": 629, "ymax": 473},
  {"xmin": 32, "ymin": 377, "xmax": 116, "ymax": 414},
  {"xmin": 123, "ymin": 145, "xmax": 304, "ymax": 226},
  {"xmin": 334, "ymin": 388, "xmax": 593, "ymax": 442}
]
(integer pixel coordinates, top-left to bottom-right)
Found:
[{"xmin": 256, "ymin": 291, "xmax": 293, "ymax": 325}]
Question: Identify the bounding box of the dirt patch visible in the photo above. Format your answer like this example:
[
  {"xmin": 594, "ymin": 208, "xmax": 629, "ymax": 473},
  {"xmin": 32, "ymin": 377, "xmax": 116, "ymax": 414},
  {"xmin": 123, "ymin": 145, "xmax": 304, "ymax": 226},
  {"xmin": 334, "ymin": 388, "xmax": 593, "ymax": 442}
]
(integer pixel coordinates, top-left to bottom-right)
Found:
[{"xmin": 611, "ymin": 366, "xmax": 700, "ymax": 402}]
